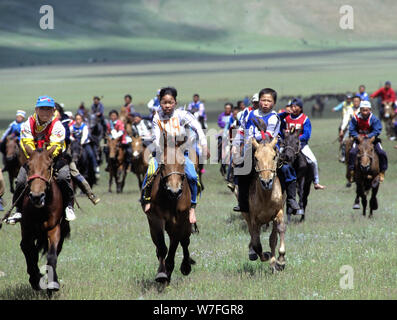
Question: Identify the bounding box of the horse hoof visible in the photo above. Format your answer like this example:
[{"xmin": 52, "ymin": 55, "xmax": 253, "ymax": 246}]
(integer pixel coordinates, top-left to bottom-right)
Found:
[
  {"xmin": 352, "ymin": 204, "xmax": 360, "ymax": 210},
  {"xmin": 155, "ymin": 272, "xmax": 169, "ymax": 283},
  {"xmin": 263, "ymin": 252, "xmax": 271, "ymax": 261},
  {"xmin": 275, "ymin": 260, "xmax": 286, "ymax": 271},
  {"xmin": 248, "ymin": 253, "xmax": 258, "ymax": 261},
  {"xmin": 346, "ymin": 183, "xmax": 352, "ymax": 188},
  {"xmin": 47, "ymin": 281, "xmax": 60, "ymax": 291},
  {"xmin": 180, "ymin": 260, "xmax": 192, "ymax": 276}
]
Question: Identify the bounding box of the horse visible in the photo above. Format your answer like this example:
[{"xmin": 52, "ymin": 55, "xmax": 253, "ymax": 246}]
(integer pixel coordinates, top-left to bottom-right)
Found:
[
  {"xmin": 19, "ymin": 145, "xmax": 70, "ymax": 293},
  {"xmin": 353, "ymin": 136, "xmax": 380, "ymax": 217},
  {"xmin": 107, "ymin": 138, "xmax": 128, "ymax": 193},
  {"xmin": 70, "ymin": 139, "xmax": 96, "ymax": 188},
  {"xmin": 280, "ymin": 128, "xmax": 313, "ymax": 222},
  {"xmin": 89, "ymin": 113, "xmax": 104, "ymax": 165},
  {"xmin": 244, "ymin": 137, "xmax": 286, "ymax": 272},
  {"xmin": 5, "ymin": 136, "xmax": 25, "ymax": 193},
  {"xmin": 145, "ymin": 136, "xmax": 195, "ymax": 284},
  {"xmin": 130, "ymin": 135, "xmax": 148, "ymax": 189},
  {"xmin": 120, "ymin": 106, "xmax": 133, "ymax": 138},
  {"xmin": 381, "ymin": 102, "xmax": 396, "ymax": 139}
]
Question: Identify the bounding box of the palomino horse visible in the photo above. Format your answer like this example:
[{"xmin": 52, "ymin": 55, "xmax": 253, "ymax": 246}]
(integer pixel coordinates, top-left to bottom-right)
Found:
[
  {"xmin": 280, "ymin": 128, "xmax": 313, "ymax": 222},
  {"xmin": 244, "ymin": 137, "xmax": 286, "ymax": 272},
  {"xmin": 130, "ymin": 136, "xmax": 148, "ymax": 189},
  {"xmin": 145, "ymin": 136, "xmax": 195, "ymax": 284},
  {"xmin": 20, "ymin": 146, "xmax": 70, "ymax": 293},
  {"xmin": 107, "ymin": 138, "xmax": 128, "ymax": 193},
  {"xmin": 354, "ymin": 136, "xmax": 380, "ymax": 217},
  {"xmin": 5, "ymin": 135, "xmax": 26, "ymax": 193},
  {"xmin": 382, "ymin": 102, "xmax": 395, "ymax": 138}
]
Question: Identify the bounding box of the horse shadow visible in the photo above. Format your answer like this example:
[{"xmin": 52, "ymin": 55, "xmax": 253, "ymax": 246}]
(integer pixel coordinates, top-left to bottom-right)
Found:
[{"xmin": 0, "ymin": 284, "xmax": 53, "ymax": 300}]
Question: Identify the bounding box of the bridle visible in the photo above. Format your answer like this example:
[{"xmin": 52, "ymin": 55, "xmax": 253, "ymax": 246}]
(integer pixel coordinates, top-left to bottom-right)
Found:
[
  {"xmin": 254, "ymin": 153, "xmax": 279, "ymax": 175},
  {"xmin": 27, "ymin": 166, "xmax": 53, "ymax": 188}
]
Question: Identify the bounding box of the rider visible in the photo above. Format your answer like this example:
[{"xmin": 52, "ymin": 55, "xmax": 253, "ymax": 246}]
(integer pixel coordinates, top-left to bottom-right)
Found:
[
  {"xmin": 339, "ymin": 95, "xmax": 361, "ymax": 162},
  {"xmin": 333, "ymin": 93, "xmax": 353, "ymax": 116},
  {"xmin": 105, "ymin": 110, "xmax": 132, "ymax": 168},
  {"xmin": 0, "ymin": 110, "xmax": 25, "ymax": 172},
  {"xmin": 6, "ymin": 96, "xmax": 75, "ymax": 224},
  {"xmin": 348, "ymin": 100, "xmax": 388, "ymax": 183},
  {"xmin": 231, "ymin": 88, "xmax": 301, "ymax": 213},
  {"xmin": 141, "ymin": 87, "xmax": 210, "ymax": 225},
  {"xmin": 124, "ymin": 94, "xmax": 135, "ymax": 115},
  {"xmin": 356, "ymin": 85, "xmax": 369, "ymax": 101},
  {"xmin": 131, "ymin": 112, "xmax": 153, "ymax": 147},
  {"xmin": 370, "ymin": 81, "xmax": 396, "ymax": 118},
  {"xmin": 283, "ymin": 98, "xmax": 326, "ymax": 190},
  {"xmin": 70, "ymin": 113, "xmax": 101, "ymax": 178},
  {"xmin": 147, "ymin": 89, "xmax": 161, "ymax": 120},
  {"xmin": 188, "ymin": 94, "xmax": 207, "ymax": 130}
]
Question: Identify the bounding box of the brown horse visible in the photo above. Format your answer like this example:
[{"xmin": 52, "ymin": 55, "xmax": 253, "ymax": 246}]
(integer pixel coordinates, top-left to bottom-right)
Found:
[
  {"xmin": 354, "ymin": 136, "xmax": 380, "ymax": 217},
  {"xmin": 244, "ymin": 137, "xmax": 286, "ymax": 272},
  {"xmin": 130, "ymin": 136, "xmax": 148, "ymax": 189},
  {"xmin": 145, "ymin": 136, "xmax": 195, "ymax": 283},
  {"xmin": 382, "ymin": 102, "xmax": 396, "ymax": 138},
  {"xmin": 120, "ymin": 106, "xmax": 133, "ymax": 138},
  {"xmin": 107, "ymin": 138, "xmax": 128, "ymax": 193},
  {"xmin": 5, "ymin": 136, "xmax": 26, "ymax": 193},
  {"xmin": 20, "ymin": 145, "xmax": 70, "ymax": 293}
]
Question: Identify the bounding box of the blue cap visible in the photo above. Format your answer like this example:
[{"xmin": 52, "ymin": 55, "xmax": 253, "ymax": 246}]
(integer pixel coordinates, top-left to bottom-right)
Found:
[
  {"xmin": 130, "ymin": 112, "xmax": 142, "ymax": 118},
  {"xmin": 291, "ymin": 98, "xmax": 303, "ymax": 108},
  {"xmin": 385, "ymin": 81, "xmax": 391, "ymax": 86},
  {"xmin": 36, "ymin": 96, "xmax": 55, "ymax": 108}
]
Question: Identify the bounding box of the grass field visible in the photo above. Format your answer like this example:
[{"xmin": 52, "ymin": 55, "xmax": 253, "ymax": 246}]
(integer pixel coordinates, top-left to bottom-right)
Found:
[{"xmin": 0, "ymin": 116, "xmax": 396, "ymax": 300}]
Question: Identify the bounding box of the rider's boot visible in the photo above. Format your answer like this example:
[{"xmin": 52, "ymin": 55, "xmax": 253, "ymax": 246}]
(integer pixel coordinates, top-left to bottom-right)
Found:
[
  {"xmin": 286, "ymin": 180, "xmax": 302, "ymax": 214},
  {"xmin": 73, "ymin": 174, "xmax": 100, "ymax": 205},
  {"xmin": 141, "ymin": 182, "xmax": 153, "ymax": 214},
  {"xmin": 59, "ymin": 179, "xmax": 76, "ymax": 221},
  {"xmin": 6, "ymin": 183, "xmax": 25, "ymax": 225}
]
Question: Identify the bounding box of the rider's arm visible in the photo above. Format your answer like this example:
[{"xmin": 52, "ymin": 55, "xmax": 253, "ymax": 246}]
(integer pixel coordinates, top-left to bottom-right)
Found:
[
  {"xmin": 183, "ymin": 111, "xmax": 207, "ymax": 146},
  {"xmin": 370, "ymin": 88, "xmax": 382, "ymax": 99},
  {"xmin": 48, "ymin": 122, "xmax": 66, "ymax": 157},
  {"xmin": 341, "ymin": 108, "xmax": 353, "ymax": 132},
  {"xmin": 81, "ymin": 125, "xmax": 89, "ymax": 145},
  {"xmin": 368, "ymin": 116, "xmax": 382, "ymax": 138},
  {"xmin": 20, "ymin": 121, "xmax": 36, "ymax": 158},
  {"xmin": 264, "ymin": 113, "xmax": 280, "ymax": 139},
  {"xmin": 299, "ymin": 117, "xmax": 311, "ymax": 144},
  {"xmin": 333, "ymin": 102, "xmax": 343, "ymax": 112}
]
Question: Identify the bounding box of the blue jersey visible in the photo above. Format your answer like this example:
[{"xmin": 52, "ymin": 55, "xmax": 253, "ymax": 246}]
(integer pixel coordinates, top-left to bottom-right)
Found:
[{"xmin": 1, "ymin": 121, "xmax": 23, "ymax": 141}]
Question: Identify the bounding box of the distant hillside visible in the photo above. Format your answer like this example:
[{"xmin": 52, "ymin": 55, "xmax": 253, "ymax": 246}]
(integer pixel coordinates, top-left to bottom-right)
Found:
[{"xmin": 1, "ymin": 0, "xmax": 397, "ymax": 67}]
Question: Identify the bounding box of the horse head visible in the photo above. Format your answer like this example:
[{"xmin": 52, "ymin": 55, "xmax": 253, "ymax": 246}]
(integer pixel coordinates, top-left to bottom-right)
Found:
[
  {"xmin": 357, "ymin": 136, "xmax": 375, "ymax": 173},
  {"xmin": 281, "ymin": 127, "xmax": 300, "ymax": 164},
  {"xmin": 383, "ymin": 102, "xmax": 394, "ymax": 119},
  {"xmin": 160, "ymin": 135, "xmax": 186, "ymax": 200},
  {"xmin": 25, "ymin": 145, "xmax": 56, "ymax": 208},
  {"xmin": 5, "ymin": 135, "xmax": 19, "ymax": 162},
  {"xmin": 252, "ymin": 136, "xmax": 278, "ymax": 191},
  {"xmin": 108, "ymin": 138, "xmax": 119, "ymax": 160},
  {"xmin": 70, "ymin": 139, "xmax": 83, "ymax": 163},
  {"xmin": 131, "ymin": 136, "xmax": 144, "ymax": 160}
]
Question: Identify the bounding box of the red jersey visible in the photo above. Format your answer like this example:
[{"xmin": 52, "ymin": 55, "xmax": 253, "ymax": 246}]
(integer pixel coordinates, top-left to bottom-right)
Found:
[
  {"xmin": 370, "ymin": 87, "xmax": 396, "ymax": 103},
  {"xmin": 107, "ymin": 119, "xmax": 127, "ymax": 144},
  {"xmin": 285, "ymin": 113, "xmax": 308, "ymax": 134}
]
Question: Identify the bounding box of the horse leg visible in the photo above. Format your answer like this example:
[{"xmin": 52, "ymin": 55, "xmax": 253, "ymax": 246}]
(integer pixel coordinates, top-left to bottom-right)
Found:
[
  {"xmin": 269, "ymin": 221, "xmax": 278, "ymax": 271},
  {"xmin": 249, "ymin": 222, "xmax": 269, "ymax": 262},
  {"xmin": 46, "ymin": 225, "xmax": 61, "ymax": 292},
  {"xmin": 274, "ymin": 209, "xmax": 286, "ymax": 271},
  {"xmin": 300, "ymin": 178, "xmax": 312, "ymax": 222},
  {"xmin": 20, "ymin": 231, "xmax": 42, "ymax": 290},
  {"xmin": 180, "ymin": 233, "xmax": 195, "ymax": 276},
  {"xmin": 165, "ymin": 233, "xmax": 179, "ymax": 281},
  {"xmin": 369, "ymin": 185, "xmax": 379, "ymax": 218},
  {"xmin": 148, "ymin": 217, "xmax": 168, "ymax": 283},
  {"xmin": 108, "ymin": 168, "xmax": 113, "ymax": 193}
]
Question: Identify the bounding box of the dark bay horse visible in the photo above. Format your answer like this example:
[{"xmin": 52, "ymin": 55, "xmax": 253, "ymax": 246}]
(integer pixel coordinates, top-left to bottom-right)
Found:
[
  {"xmin": 20, "ymin": 145, "xmax": 70, "ymax": 293},
  {"xmin": 145, "ymin": 136, "xmax": 195, "ymax": 284},
  {"xmin": 107, "ymin": 138, "xmax": 127, "ymax": 193},
  {"xmin": 5, "ymin": 136, "xmax": 26, "ymax": 193},
  {"xmin": 280, "ymin": 128, "xmax": 313, "ymax": 222},
  {"xmin": 381, "ymin": 102, "xmax": 395, "ymax": 138},
  {"xmin": 354, "ymin": 136, "xmax": 380, "ymax": 217},
  {"xmin": 130, "ymin": 136, "xmax": 148, "ymax": 189},
  {"xmin": 70, "ymin": 139, "xmax": 96, "ymax": 188},
  {"xmin": 245, "ymin": 137, "xmax": 286, "ymax": 272}
]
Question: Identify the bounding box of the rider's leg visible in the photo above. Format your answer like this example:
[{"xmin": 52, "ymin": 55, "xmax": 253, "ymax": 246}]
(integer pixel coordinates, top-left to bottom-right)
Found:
[
  {"xmin": 348, "ymin": 142, "xmax": 358, "ymax": 182},
  {"xmin": 0, "ymin": 139, "xmax": 8, "ymax": 172},
  {"xmin": 301, "ymin": 145, "xmax": 325, "ymax": 189},
  {"xmin": 184, "ymin": 156, "xmax": 199, "ymax": 224},
  {"xmin": 374, "ymin": 141, "xmax": 388, "ymax": 182},
  {"xmin": 279, "ymin": 163, "xmax": 301, "ymax": 211},
  {"xmin": 70, "ymin": 161, "xmax": 100, "ymax": 205},
  {"xmin": 6, "ymin": 165, "xmax": 27, "ymax": 224},
  {"xmin": 141, "ymin": 156, "xmax": 158, "ymax": 212},
  {"xmin": 124, "ymin": 143, "xmax": 132, "ymax": 165},
  {"xmin": 55, "ymin": 164, "xmax": 75, "ymax": 221}
]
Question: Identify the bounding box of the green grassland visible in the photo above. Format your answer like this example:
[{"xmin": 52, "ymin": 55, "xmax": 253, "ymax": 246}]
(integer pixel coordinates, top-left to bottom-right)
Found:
[{"xmin": 0, "ymin": 117, "xmax": 396, "ymax": 300}]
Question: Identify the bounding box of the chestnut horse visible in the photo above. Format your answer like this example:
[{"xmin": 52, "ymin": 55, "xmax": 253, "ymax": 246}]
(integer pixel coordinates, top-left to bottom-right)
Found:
[
  {"xmin": 145, "ymin": 136, "xmax": 195, "ymax": 283},
  {"xmin": 244, "ymin": 137, "xmax": 286, "ymax": 272},
  {"xmin": 20, "ymin": 146, "xmax": 70, "ymax": 293},
  {"xmin": 354, "ymin": 136, "xmax": 380, "ymax": 217},
  {"xmin": 130, "ymin": 136, "xmax": 148, "ymax": 189},
  {"xmin": 5, "ymin": 136, "xmax": 26, "ymax": 193},
  {"xmin": 382, "ymin": 102, "xmax": 395, "ymax": 138},
  {"xmin": 107, "ymin": 138, "xmax": 127, "ymax": 193}
]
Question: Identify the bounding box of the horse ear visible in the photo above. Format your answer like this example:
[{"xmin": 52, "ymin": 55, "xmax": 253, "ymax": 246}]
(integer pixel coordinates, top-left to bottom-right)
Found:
[
  {"xmin": 47, "ymin": 145, "xmax": 57, "ymax": 158},
  {"xmin": 357, "ymin": 135, "xmax": 364, "ymax": 144},
  {"xmin": 290, "ymin": 126, "xmax": 295, "ymax": 134},
  {"xmin": 251, "ymin": 138, "xmax": 259, "ymax": 149},
  {"xmin": 24, "ymin": 145, "xmax": 34, "ymax": 158},
  {"xmin": 369, "ymin": 136, "xmax": 375, "ymax": 143},
  {"xmin": 270, "ymin": 136, "xmax": 278, "ymax": 149}
]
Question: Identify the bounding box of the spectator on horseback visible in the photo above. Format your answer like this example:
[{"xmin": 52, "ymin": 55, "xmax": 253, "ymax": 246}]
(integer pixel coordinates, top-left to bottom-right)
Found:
[
  {"xmin": 141, "ymin": 87, "xmax": 210, "ymax": 226},
  {"xmin": 232, "ymin": 88, "xmax": 302, "ymax": 213},
  {"xmin": 90, "ymin": 96, "xmax": 106, "ymax": 134},
  {"xmin": 282, "ymin": 98, "xmax": 326, "ymax": 190},
  {"xmin": 348, "ymin": 100, "xmax": 388, "ymax": 183},
  {"xmin": 333, "ymin": 93, "xmax": 353, "ymax": 116},
  {"xmin": 370, "ymin": 81, "xmax": 396, "ymax": 118},
  {"xmin": 131, "ymin": 112, "xmax": 153, "ymax": 147},
  {"xmin": 0, "ymin": 110, "xmax": 25, "ymax": 172},
  {"xmin": 188, "ymin": 94, "xmax": 207, "ymax": 129},
  {"xmin": 6, "ymin": 96, "xmax": 76, "ymax": 224},
  {"xmin": 77, "ymin": 102, "xmax": 88, "ymax": 122},
  {"xmin": 217, "ymin": 103, "xmax": 233, "ymax": 129},
  {"xmin": 124, "ymin": 94, "xmax": 135, "ymax": 115},
  {"xmin": 70, "ymin": 114, "xmax": 100, "ymax": 178},
  {"xmin": 357, "ymin": 85, "xmax": 369, "ymax": 101},
  {"xmin": 105, "ymin": 110, "xmax": 133, "ymax": 169}
]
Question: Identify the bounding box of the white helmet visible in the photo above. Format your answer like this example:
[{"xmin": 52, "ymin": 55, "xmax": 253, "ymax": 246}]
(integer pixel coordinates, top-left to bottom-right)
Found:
[
  {"xmin": 359, "ymin": 101, "xmax": 372, "ymax": 109},
  {"xmin": 251, "ymin": 93, "xmax": 259, "ymax": 103}
]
